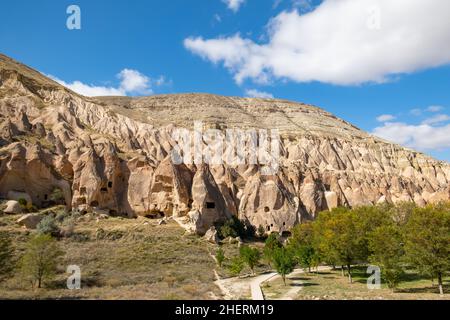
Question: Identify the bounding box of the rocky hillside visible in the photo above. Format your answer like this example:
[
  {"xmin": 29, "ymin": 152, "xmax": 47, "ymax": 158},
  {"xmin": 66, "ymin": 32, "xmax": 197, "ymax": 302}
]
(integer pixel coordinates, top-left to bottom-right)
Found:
[{"xmin": 0, "ymin": 53, "xmax": 449, "ymax": 235}]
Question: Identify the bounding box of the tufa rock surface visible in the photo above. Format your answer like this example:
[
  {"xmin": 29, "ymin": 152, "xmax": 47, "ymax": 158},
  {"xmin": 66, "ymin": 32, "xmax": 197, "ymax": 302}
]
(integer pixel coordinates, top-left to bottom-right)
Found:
[{"xmin": 0, "ymin": 53, "xmax": 449, "ymax": 235}]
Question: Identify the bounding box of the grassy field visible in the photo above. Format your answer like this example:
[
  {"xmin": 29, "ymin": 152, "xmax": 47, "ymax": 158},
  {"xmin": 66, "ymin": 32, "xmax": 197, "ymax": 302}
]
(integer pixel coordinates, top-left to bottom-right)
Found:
[
  {"xmin": 262, "ymin": 266, "xmax": 450, "ymax": 300},
  {"xmin": 0, "ymin": 210, "xmax": 222, "ymax": 300},
  {"xmin": 1, "ymin": 207, "xmax": 448, "ymax": 300}
]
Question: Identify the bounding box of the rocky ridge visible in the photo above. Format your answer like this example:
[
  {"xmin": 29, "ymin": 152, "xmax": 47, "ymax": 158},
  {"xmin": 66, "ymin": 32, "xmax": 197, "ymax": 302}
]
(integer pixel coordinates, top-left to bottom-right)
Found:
[{"xmin": 0, "ymin": 53, "xmax": 449, "ymax": 235}]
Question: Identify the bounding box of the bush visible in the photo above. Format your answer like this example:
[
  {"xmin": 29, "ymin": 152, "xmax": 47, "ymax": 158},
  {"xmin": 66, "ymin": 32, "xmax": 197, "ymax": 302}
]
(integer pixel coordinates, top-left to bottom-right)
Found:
[
  {"xmin": 217, "ymin": 216, "xmax": 255, "ymax": 239},
  {"xmin": 55, "ymin": 210, "xmax": 70, "ymax": 223},
  {"xmin": 36, "ymin": 215, "xmax": 60, "ymax": 237},
  {"xmin": 215, "ymin": 248, "xmax": 225, "ymax": 268},
  {"xmin": 257, "ymin": 225, "xmax": 266, "ymax": 239},
  {"xmin": 228, "ymin": 257, "xmax": 244, "ymax": 277},
  {"xmin": 17, "ymin": 198, "xmax": 38, "ymax": 213},
  {"xmin": 18, "ymin": 198, "xmax": 28, "ymax": 207}
]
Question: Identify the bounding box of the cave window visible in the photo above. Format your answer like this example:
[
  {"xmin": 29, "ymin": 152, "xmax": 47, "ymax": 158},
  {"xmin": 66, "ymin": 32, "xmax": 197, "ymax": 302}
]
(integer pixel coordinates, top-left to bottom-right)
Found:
[
  {"xmin": 44, "ymin": 194, "xmax": 48, "ymax": 200},
  {"xmin": 283, "ymin": 222, "xmax": 286, "ymax": 226},
  {"xmin": 271, "ymin": 224, "xmax": 274, "ymax": 227},
  {"xmin": 264, "ymin": 206, "xmax": 270, "ymax": 213},
  {"xmin": 206, "ymin": 202, "xmax": 215, "ymax": 209},
  {"xmin": 108, "ymin": 181, "xmax": 113, "ymax": 188},
  {"xmin": 90, "ymin": 201, "xmax": 99, "ymax": 207},
  {"xmin": 101, "ymin": 187, "xmax": 108, "ymax": 193},
  {"xmin": 324, "ymin": 184, "xmax": 331, "ymax": 191},
  {"xmin": 267, "ymin": 225, "xmax": 271, "ymax": 231}
]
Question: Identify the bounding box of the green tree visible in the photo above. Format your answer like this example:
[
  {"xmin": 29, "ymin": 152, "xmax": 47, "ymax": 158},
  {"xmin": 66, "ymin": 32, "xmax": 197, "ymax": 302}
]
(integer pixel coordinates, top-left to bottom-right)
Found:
[
  {"xmin": 368, "ymin": 224, "xmax": 405, "ymax": 291},
  {"xmin": 20, "ymin": 234, "xmax": 64, "ymax": 288},
  {"xmin": 239, "ymin": 245, "xmax": 261, "ymax": 275},
  {"xmin": 404, "ymin": 204, "xmax": 450, "ymax": 295},
  {"xmin": 272, "ymin": 247, "xmax": 295, "ymax": 286},
  {"xmin": 353, "ymin": 204, "xmax": 393, "ymax": 261},
  {"xmin": 314, "ymin": 208, "xmax": 366, "ymax": 283},
  {"xmin": 263, "ymin": 233, "xmax": 283, "ymax": 267},
  {"xmin": 216, "ymin": 248, "xmax": 225, "ymax": 268},
  {"xmin": 228, "ymin": 257, "xmax": 244, "ymax": 277},
  {"xmin": 288, "ymin": 222, "xmax": 318, "ymax": 273},
  {"xmin": 0, "ymin": 232, "xmax": 15, "ymax": 282}
]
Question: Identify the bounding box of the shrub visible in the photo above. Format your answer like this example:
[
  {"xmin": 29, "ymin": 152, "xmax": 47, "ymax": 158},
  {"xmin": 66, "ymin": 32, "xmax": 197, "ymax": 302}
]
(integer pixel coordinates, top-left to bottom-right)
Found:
[
  {"xmin": 257, "ymin": 225, "xmax": 266, "ymax": 239},
  {"xmin": 228, "ymin": 257, "xmax": 244, "ymax": 277},
  {"xmin": 36, "ymin": 215, "xmax": 60, "ymax": 237},
  {"xmin": 215, "ymin": 248, "xmax": 225, "ymax": 268},
  {"xmin": 217, "ymin": 216, "xmax": 255, "ymax": 239},
  {"xmin": 55, "ymin": 210, "xmax": 70, "ymax": 223},
  {"xmin": 18, "ymin": 198, "xmax": 28, "ymax": 207}
]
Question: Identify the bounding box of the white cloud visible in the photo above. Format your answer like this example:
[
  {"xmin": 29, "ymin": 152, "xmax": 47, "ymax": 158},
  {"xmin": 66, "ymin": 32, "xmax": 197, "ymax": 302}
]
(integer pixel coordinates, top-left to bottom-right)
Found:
[
  {"xmin": 48, "ymin": 75, "xmax": 126, "ymax": 97},
  {"xmin": 117, "ymin": 69, "xmax": 151, "ymax": 95},
  {"xmin": 427, "ymin": 105, "xmax": 444, "ymax": 113},
  {"xmin": 245, "ymin": 89, "xmax": 274, "ymax": 99},
  {"xmin": 185, "ymin": 0, "xmax": 450, "ymax": 85},
  {"xmin": 223, "ymin": 0, "xmax": 245, "ymax": 12},
  {"xmin": 376, "ymin": 114, "xmax": 396, "ymax": 122},
  {"xmin": 48, "ymin": 69, "xmax": 165, "ymax": 97},
  {"xmin": 373, "ymin": 122, "xmax": 450, "ymax": 150},
  {"xmin": 422, "ymin": 114, "xmax": 450, "ymax": 125}
]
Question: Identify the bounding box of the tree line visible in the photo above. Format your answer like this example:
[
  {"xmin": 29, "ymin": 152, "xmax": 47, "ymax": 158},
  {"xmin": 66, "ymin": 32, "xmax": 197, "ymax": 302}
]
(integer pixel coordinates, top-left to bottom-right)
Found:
[{"xmin": 216, "ymin": 202, "xmax": 449, "ymax": 295}]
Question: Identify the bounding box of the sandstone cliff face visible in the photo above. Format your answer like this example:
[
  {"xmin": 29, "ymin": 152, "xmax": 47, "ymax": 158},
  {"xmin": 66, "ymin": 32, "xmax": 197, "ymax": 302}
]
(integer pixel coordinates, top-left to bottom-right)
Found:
[{"xmin": 0, "ymin": 54, "xmax": 449, "ymax": 235}]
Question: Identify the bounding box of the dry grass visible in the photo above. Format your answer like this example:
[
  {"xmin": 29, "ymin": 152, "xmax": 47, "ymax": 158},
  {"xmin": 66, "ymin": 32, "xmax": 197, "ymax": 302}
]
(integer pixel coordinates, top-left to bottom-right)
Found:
[{"xmin": 0, "ymin": 210, "xmax": 222, "ymax": 300}]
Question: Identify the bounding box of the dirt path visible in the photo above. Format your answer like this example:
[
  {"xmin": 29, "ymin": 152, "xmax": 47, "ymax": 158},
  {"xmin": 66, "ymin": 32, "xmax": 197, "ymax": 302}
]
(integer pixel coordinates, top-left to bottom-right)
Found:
[
  {"xmin": 212, "ymin": 267, "xmax": 332, "ymax": 300},
  {"xmin": 250, "ymin": 272, "xmax": 278, "ymax": 300},
  {"xmin": 263, "ymin": 266, "xmax": 332, "ymax": 300}
]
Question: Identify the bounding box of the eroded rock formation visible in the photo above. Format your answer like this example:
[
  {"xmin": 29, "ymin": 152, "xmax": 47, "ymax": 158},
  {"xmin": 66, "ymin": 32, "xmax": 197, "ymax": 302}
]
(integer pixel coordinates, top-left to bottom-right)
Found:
[{"xmin": 0, "ymin": 54, "xmax": 449, "ymax": 235}]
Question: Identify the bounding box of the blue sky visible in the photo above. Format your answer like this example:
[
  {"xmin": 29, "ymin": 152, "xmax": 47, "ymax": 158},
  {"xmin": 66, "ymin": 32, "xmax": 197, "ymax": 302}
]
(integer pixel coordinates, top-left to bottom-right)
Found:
[{"xmin": 1, "ymin": 0, "xmax": 450, "ymax": 161}]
